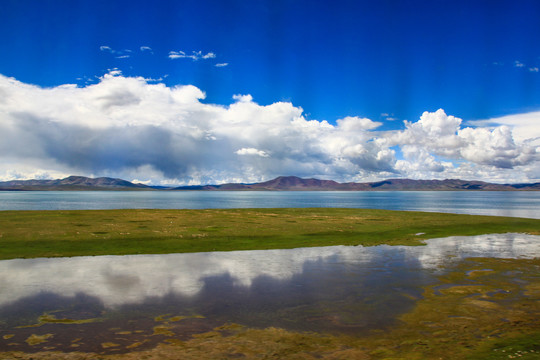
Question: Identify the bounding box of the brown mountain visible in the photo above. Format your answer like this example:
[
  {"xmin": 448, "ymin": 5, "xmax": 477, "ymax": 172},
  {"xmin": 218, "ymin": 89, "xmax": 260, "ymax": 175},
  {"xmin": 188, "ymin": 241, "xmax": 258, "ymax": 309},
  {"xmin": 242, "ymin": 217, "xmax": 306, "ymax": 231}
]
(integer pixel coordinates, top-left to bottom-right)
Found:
[
  {"xmin": 174, "ymin": 176, "xmax": 540, "ymax": 191},
  {"xmin": 1, "ymin": 175, "xmax": 539, "ymax": 191},
  {"xmin": 252, "ymin": 176, "xmax": 342, "ymax": 190},
  {"xmin": 0, "ymin": 176, "xmax": 153, "ymax": 191}
]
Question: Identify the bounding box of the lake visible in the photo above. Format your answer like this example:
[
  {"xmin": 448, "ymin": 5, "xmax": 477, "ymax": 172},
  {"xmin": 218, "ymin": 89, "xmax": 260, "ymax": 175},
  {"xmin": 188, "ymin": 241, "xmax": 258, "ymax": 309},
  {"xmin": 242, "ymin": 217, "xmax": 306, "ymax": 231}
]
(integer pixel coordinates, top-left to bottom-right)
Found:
[
  {"xmin": 1, "ymin": 191, "xmax": 539, "ymax": 356},
  {"xmin": 1, "ymin": 233, "xmax": 539, "ymax": 354},
  {"xmin": 1, "ymin": 190, "xmax": 540, "ymax": 218}
]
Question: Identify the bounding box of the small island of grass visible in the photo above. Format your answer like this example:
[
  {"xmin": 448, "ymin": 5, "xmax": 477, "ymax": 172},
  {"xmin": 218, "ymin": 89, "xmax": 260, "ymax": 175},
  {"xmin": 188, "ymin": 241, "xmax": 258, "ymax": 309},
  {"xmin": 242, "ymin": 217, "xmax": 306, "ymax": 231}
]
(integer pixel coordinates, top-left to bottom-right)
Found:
[{"xmin": 0, "ymin": 208, "xmax": 539, "ymax": 260}]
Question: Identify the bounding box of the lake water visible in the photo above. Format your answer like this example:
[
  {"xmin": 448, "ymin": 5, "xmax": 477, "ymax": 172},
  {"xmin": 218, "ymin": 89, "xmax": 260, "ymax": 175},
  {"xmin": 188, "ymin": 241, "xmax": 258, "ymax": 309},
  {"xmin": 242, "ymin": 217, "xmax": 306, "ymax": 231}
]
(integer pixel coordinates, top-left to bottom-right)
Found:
[
  {"xmin": 1, "ymin": 233, "xmax": 539, "ymax": 353},
  {"xmin": 1, "ymin": 190, "xmax": 540, "ymax": 218},
  {"xmin": 1, "ymin": 191, "xmax": 539, "ymax": 354}
]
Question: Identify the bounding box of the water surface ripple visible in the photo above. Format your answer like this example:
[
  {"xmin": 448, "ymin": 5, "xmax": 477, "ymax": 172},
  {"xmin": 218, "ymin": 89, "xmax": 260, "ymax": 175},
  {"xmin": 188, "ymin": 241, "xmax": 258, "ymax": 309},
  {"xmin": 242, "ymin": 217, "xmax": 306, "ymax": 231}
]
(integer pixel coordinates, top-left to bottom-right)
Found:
[{"xmin": 1, "ymin": 190, "xmax": 540, "ymax": 218}]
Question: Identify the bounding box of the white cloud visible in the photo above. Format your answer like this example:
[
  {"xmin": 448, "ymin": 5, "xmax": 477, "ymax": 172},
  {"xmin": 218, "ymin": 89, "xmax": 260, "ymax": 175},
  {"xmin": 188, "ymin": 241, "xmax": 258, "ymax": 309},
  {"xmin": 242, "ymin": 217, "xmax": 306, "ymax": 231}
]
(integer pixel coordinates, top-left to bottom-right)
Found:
[
  {"xmin": 100, "ymin": 46, "xmax": 132, "ymax": 58},
  {"xmin": 380, "ymin": 113, "xmax": 397, "ymax": 121},
  {"xmin": 458, "ymin": 125, "xmax": 536, "ymax": 168},
  {"xmin": 140, "ymin": 46, "xmax": 152, "ymax": 52},
  {"xmin": 168, "ymin": 50, "xmax": 217, "ymax": 61},
  {"xmin": 107, "ymin": 68, "xmax": 122, "ymax": 76},
  {"xmin": 232, "ymin": 94, "xmax": 253, "ymax": 102},
  {"xmin": 168, "ymin": 50, "xmax": 186, "ymax": 59},
  {"xmin": 390, "ymin": 109, "xmax": 539, "ymax": 171},
  {"xmin": 236, "ymin": 148, "xmax": 270, "ymax": 157},
  {"xmin": 215, "ymin": 63, "xmax": 229, "ymax": 67},
  {"xmin": 467, "ymin": 111, "xmax": 540, "ymax": 144},
  {"xmin": 512, "ymin": 61, "xmax": 539, "ymax": 73},
  {"xmin": 390, "ymin": 109, "xmax": 463, "ymax": 158},
  {"xmin": 396, "ymin": 145, "xmax": 449, "ymax": 174},
  {"xmin": 336, "ymin": 116, "xmax": 382, "ymax": 131},
  {"xmin": 0, "ymin": 74, "xmax": 539, "ymax": 184}
]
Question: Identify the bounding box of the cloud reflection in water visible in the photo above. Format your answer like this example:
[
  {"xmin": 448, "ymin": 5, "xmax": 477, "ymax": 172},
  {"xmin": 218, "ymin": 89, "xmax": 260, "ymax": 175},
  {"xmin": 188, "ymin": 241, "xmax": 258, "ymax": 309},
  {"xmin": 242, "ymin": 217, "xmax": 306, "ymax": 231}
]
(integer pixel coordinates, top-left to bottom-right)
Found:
[{"xmin": 0, "ymin": 233, "xmax": 538, "ymax": 308}]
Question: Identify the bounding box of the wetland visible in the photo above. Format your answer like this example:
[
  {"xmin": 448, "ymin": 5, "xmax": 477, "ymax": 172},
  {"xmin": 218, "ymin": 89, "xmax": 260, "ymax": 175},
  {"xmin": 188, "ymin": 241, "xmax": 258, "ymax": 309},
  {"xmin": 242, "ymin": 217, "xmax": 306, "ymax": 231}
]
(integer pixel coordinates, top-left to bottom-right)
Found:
[
  {"xmin": 0, "ymin": 206, "xmax": 539, "ymax": 358},
  {"xmin": 0, "ymin": 233, "xmax": 539, "ymax": 359}
]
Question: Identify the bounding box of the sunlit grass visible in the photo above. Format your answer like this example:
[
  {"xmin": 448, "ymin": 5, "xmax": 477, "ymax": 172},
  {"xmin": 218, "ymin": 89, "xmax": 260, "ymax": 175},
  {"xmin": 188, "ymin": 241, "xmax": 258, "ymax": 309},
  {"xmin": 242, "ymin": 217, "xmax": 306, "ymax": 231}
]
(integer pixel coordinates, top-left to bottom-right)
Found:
[{"xmin": 0, "ymin": 208, "xmax": 539, "ymax": 259}]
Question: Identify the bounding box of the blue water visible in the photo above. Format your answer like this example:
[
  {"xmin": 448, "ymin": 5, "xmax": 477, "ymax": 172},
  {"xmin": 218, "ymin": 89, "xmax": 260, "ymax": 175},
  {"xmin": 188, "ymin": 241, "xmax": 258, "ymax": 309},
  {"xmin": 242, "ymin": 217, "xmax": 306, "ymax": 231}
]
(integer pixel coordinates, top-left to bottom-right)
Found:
[{"xmin": 0, "ymin": 190, "xmax": 539, "ymax": 218}]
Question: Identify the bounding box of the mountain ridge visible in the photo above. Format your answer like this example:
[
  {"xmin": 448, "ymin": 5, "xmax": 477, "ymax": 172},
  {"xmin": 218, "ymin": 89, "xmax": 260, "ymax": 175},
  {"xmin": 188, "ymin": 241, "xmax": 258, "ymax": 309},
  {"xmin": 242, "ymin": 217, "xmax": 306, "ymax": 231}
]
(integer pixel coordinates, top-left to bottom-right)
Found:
[
  {"xmin": 173, "ymin": 176, "xmax": 540, "ymax": 191},
  {"xmin": 1, "ymin": 175, "xmax": 539, "ymax": 191},
  {"xmin": 0, "ymin": 176, "xmax": 153, "ymax": 191}
]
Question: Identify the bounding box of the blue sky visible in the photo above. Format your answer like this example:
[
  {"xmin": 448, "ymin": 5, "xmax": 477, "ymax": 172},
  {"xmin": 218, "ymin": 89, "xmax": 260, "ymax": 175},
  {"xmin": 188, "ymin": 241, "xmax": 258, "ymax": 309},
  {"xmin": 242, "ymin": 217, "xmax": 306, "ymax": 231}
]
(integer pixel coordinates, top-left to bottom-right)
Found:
[
  {"xmin": 1, "ymin": 0, "xmax": 540, "ymax": 184},
  {"xmin": 3, "ymin": 0, "xmax": 540, "ymax": 124}
]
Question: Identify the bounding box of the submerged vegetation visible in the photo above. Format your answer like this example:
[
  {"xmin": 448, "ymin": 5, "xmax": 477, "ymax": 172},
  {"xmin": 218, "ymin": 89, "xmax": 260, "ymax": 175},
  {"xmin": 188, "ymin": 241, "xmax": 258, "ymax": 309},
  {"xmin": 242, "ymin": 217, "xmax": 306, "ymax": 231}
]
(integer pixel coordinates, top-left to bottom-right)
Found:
[
  {"xmin": 1, "ymin": 257, "xmax": 538, "ymax": 359},
  {"xmin": 0, "ymin": 208, "xmax": 539, "ymax": 259}
]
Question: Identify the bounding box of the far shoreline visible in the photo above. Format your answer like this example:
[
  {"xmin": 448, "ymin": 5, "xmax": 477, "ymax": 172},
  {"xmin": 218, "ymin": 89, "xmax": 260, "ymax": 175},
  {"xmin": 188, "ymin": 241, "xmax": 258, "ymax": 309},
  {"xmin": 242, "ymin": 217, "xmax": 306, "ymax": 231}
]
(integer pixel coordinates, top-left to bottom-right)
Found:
[{"xmin": 1, "ymin": 175, "xmax": 539, "ymax": 191}]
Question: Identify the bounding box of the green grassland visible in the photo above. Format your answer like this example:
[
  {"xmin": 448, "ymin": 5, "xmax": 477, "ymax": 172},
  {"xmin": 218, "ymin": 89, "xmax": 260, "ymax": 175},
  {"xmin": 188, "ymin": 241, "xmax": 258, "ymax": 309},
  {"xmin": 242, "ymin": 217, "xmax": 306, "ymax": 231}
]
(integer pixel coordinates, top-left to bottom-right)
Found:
[{"xmin": 0, "ymin": 208, "xmax": 539, "ymax": 260}]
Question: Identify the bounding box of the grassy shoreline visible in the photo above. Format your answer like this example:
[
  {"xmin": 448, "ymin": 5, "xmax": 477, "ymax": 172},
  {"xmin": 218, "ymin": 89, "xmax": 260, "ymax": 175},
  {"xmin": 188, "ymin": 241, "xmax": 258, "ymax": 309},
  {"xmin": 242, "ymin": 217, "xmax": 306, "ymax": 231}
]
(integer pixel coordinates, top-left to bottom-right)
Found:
[{"xmin": 1, "ymin": 208, "xmax": 539, "ymax": 260}]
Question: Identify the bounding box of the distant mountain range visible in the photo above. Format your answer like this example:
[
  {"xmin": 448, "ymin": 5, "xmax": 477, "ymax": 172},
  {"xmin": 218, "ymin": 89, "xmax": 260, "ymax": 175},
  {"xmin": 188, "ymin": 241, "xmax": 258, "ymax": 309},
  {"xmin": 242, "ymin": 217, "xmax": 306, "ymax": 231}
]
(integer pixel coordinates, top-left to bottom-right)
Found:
[
  {"xmin": 1, "ymin": 175, "xmax": 539, "ymax": 191},
  {"xmin": 173, "ymin": 176, "xmax": 540, "ymax": 191},
  {"xmin": 0, "ymin": 175, "xmax": 153, "ymax": 191}
]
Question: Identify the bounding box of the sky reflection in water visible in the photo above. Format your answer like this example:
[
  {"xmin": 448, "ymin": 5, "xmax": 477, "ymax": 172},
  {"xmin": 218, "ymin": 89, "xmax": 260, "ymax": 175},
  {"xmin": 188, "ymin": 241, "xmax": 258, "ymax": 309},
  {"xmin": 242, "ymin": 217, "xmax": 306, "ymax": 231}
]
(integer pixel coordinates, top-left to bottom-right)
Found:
[{"xmin": 0, "ymin": 233, "xmax": 539, "ymax": 351}]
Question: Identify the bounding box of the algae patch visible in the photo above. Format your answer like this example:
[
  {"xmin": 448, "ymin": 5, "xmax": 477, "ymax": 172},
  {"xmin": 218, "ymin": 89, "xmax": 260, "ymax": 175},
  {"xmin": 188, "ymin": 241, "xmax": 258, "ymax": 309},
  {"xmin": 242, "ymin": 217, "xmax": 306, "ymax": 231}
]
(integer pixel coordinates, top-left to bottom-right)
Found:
[
  {"xmin": 25, "ymin": 333, "xmax": 53, "ymax": 346},
  {"xmin": 357, "ymin": 257, "xmax": 540, "ymax": 359},
  {"xmin": 152, "ymin": 325, "xmax": 175, "ymax": 337},
  {"xmin": 18, "ymin": 311, "xmax": 103, "ymax": 328}
]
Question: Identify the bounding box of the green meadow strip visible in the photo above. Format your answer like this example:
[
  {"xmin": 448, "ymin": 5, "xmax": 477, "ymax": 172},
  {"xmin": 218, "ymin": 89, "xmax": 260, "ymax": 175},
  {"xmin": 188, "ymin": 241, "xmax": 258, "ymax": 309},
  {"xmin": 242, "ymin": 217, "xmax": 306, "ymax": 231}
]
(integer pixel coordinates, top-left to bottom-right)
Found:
[{"xmin": 0, "ymin": 208, "xmax": 539, "ymax": 260}]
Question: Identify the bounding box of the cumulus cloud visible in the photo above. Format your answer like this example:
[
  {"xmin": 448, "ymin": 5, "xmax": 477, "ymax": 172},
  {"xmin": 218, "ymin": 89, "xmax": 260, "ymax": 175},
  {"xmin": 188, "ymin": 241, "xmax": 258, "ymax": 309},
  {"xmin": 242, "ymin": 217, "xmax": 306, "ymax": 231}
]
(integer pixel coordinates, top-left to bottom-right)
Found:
[
  {"xmin": 140, "ymin": 46, "xmax": 152, "ymax": 52},
  {"xmin": 459, "ymin": 126, "xmax": 536, "ymax": 168},
  {"xmin": 400, "ymin": 146, "xmax": 447, "ymax": 172},
  {"xmin": 467, "ymin": 111, "xmax": 540, "ymax": 144},
  {"xmin": 390, "ymin": 109, "xmax": 539, "ymax": 170},
  {"xmin": 336, "ymin": 116, "xmax": 382, "ymax": 131},
  {"xmin": 0, "ymin": 73, "xmax": 538, "ymax": 184},
  {"xmin": 215, "ymin": 63, "xmax": 229, "ymax": 67}
]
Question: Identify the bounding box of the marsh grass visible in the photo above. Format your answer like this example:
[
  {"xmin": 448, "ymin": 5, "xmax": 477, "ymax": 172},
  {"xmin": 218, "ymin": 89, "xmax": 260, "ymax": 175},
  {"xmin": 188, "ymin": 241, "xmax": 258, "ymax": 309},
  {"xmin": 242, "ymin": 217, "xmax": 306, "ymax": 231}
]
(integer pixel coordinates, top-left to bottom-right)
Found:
[{"xmin": 0, "ymin": 208, "xmax": 539, "ymax": 259}]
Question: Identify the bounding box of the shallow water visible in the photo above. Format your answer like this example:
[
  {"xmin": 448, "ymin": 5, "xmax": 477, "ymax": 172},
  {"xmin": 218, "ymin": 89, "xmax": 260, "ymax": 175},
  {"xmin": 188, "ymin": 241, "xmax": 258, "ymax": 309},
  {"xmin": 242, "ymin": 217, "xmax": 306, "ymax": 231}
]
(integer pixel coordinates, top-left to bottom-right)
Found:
[{"xmin": 0, "ymin": 233, "xmax": 538, "ymax": 353}]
